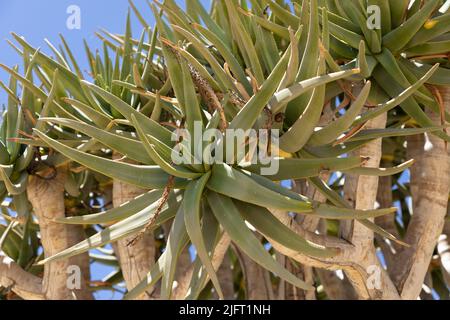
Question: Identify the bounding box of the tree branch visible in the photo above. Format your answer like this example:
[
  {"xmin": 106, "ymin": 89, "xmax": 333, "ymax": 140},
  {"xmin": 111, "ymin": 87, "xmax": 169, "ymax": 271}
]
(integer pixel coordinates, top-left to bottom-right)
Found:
[
  {"xmin": 391, "ymin": 86, "xmax": 450, "ymax": 299},
  {"xmin": 0, "ymin": 252, "xmax": 44, "ymax": 300},
  {"xmin": 28, "ymin": 167, "xmax": 92, "ymax": 300}
]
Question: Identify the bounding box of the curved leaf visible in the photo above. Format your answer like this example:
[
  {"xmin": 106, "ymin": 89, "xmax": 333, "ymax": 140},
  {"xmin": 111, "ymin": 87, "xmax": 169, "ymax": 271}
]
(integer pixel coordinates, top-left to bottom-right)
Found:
[
  {"xmin": 207, "ymin": 191, "xmax": 313, "ymax": 291},
  {"xmin": 183, "ymin": 172, "xmax": 223, "ymax": 299},
  {"xmin": 33, "ymin": 129, "xmax": 187, "ymax": 189}
]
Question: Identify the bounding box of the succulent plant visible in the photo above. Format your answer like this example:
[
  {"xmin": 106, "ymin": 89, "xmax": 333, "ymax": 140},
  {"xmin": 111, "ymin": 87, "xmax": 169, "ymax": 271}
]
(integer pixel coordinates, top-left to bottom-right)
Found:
[{"xmin": 1, "ymin": 0, "xmax": 449, "ymax": 300}]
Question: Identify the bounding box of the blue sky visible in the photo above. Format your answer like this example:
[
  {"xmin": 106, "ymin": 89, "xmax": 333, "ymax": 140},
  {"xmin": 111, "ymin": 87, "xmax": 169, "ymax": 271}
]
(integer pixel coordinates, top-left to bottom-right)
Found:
[
  {"xmin": 0, "ymin": 0, "xmax": 207, "ymax": 300},
  {"xmin": 0, "ymin": 0, "xmax": 158, "ymax": 104}
]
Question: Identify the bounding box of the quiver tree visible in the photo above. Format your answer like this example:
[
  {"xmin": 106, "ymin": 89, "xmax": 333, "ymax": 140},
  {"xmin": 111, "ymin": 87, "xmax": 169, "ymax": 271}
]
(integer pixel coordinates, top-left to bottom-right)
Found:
[{"xmin": 0, "ymin": 0, "xmax": 450, "ymax": 300}]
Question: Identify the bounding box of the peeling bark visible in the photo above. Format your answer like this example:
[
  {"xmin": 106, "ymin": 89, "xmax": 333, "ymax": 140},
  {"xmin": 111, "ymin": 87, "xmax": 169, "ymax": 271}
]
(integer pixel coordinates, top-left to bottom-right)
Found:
[{"xmin": 27, "ymin": 167, "xmax": 92, "ymax": 300}]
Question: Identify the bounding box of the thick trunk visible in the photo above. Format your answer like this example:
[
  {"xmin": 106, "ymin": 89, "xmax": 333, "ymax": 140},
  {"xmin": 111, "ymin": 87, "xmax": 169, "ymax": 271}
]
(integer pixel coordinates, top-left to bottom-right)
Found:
[
  {"xmin": 340, "ymin": 101, "xmax": 399, "ymax": 299},
  {"xmin": 27, "ymin": 167, "xmax": 92, "ymax": 300},
  {"xmin": 391, "ymin": 86, "xmax": 450, "ymax": 300},
  {"xmin": 112, "ymin": 176, "xmax": 155, "ymax": 300}
]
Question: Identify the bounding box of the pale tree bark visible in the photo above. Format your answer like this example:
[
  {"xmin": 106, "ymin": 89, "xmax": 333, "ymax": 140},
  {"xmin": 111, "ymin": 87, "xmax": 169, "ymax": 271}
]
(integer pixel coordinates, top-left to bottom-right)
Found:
[
  {"xmin": 112, "ymin": 154, "xmax": 155, "ymax": 300},
  {"xmin": 391, "ymin": 86, "xmax": 450, "ymax": 300},
  {"xmin": 335, "ymin": 80, "xmax": 402, "ymax": 300},
  {"xmin": 268, "ymin": 208, "xmax": 400, "ymax": 299},
  {"xmin": 0, "ymin": 251, "xmax": 44, "ymax": 300},
  {"xmin": 27, "ymin": 167, "xmax": 92, "ymax": 300},
  {"xmin": 316, "ymin": 215, "xmax": 357, "ymax": 300}
]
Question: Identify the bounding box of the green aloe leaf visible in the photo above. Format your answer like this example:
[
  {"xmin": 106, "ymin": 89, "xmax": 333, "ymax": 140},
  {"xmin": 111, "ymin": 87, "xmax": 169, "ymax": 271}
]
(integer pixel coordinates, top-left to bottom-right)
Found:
[
  {"xmin": 207, "ymin": 191, "xmax": 313, "ymax": 291},
  {"xmin": 343, "ymin": 159, "xmax": 415, "ymax": 176},
  {"xmin": 389, "ymin": 0, "xmax": 409, "ymax": 29},
  {"xmin": 179, "ymin": 57, "xmax": 204, "ymax": 133},
  {"xmin": 12, "ymin": 33, "xmax": 88, "ymax": 102},
  {"xmin": 184, "ymin": 205, "xmax": 223, "ymax": 300},
  {"xmin": 56, "ymin": 189, "xmax": 172, "ymax": 225},
  {"xmin": 383, "ymin": 0, "xmax": 441, "ymax": 53},
  {"xmin": 37, "ymin": 193, "xmax": 180, "ymax": 266},
  {"xmin": 229, "ymin": 42, "xmax": 291, "ymax": 131},
  {"xmin": 308, "ymin": 81, "xmax": 371, "ymax": 146},
  {"xmin": 312, "ymin": 204, "xmax": 396, "ymax": 220},
  {"xmin": 264, "ymin": 0, "xmax": 300, "ymax": 28},
  {"xmin": 0, "ymin": 168, "xmax": 27, "ymax": 195},
  {"xmin": 125, "ymin": 206, "xmax": 189, "ymax": 300},
  {"xmin": 269, "ymin": 68, "xmax": 360, "ymax": 114},
  {"xmin": 355, "ymin": 64, "xmax": 439, "ymax": 125},
  {"xmin": 374, "ymin": 49, "xmax": 432, "ymax": 103},
  {"xmin": 40, "ymin": 117, "xmax": 154, "ymax": 165},
  {"xmin": 406, "ymin": 12, "xmax": 450, "ymax": 48},
  {"xmin": 5, "ymin": 70, "xmax": 19, "ymax": 160},
  {"xmin": 287, "ymin": 0, "xmax": 320, "ymax": 119},
  {"xmin": 172, "ymin": 25, "xmax": 234, "ymax": 92},
  {"xmin": 243, "ymin": 10, "xmax": 290, "ymax": 40},
  {"xmin": 243, "ymin": 156, "xmax": 364, "ymax": 181},
  {"xmin": 235, "ymin": 201, "xmax": 338, "ymax": 258},
  {"xmin": 373, "ymin": 67, "xmax": 450, "ymax": 142},
  {"xmin": 348, "ymin": 126, "xmax": 445, "ymax": 142},
  {"xmin": 224, "ymin": 0, "xmax": 264, "ymax": 84},
  {"xmin": 83, "ymin": 81, "xmax": 173, "ymax": 145},
  {"xmin": 308, "ymin": 177, "xmax": 408, "ymax": 246},
  {"xmin": 279, "ymin": 59, "xmax": 326, "ymax": 153},
  {"xmin": 131, "ymin": 115, "xmax": 202, "ymax": 179},
  {"xmin": 399, "ymin": 59, "xmax": 450, "ymax": 86},
  {"xmin": 207, "ymin": 163, "xmax": 313, "ymax": 213},
  {"xmin": 340, "ymin": 0, "xmax": 381, "ymax": 53},
  {"xmin": 328, "ymin": 21, "xmax": 364, "ymax": 50},
  {"xmin": 33, "ymin": 129, "xmax": 187, "ymax": 189},
  {"xmin": 368, "ymin": 0, "xmax": 391, "ymax": 35},
  {"xmin": 406, "ymin": 40, "xmax": 450, "ymax": 57},
  {"xmin": 183, "ymin": 172, "xmax": 224, "ymax": 299},
  {"xmin": 62, "ymin": 98, "xmax": 112, "ymax": 128},
  {"xmin": 160, "ymin": 206, "xmax": 190, "ymax": 299},
  {"xmin": 192, "ymin": 22, "xmax": 252, "ymax": 94}
]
